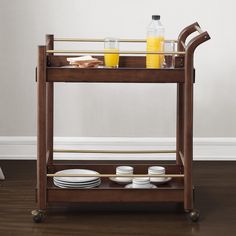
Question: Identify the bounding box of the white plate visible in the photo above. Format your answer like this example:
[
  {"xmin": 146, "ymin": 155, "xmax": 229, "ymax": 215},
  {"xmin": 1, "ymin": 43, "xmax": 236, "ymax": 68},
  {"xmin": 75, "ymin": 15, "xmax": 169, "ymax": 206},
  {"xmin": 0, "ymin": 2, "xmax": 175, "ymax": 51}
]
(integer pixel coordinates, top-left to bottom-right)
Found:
[
  {"xmin": 53, "ymin": 179, "xmax": 101, "ymax": 188},
  {"xmin": 125, "ymin": 184, "xmax": 157, "ymax": 189},
  {"xmin": 109, "ymin": 177, "xmax": 132, "ymax": 185},
  {"xmin": 54, "ymin": 181, "xmax": 101, "ymax": 188},
  {"xmin": 150, "ymin": 177, "xmax": 172, "ymax": 184},
  {"xmin": 54, "ymin": 169, "xmax": 100, "ymax": 183},
  {"xmin": 54, "ymin": 178, "xmax": 101, "ymax": 185},
  {"xmin": 54, "ymin": 180, "xmax": 101, "ymax": 189},
  {"xmin": 54, "ymin": 183, "xmax": 100, "ymax": 189}
]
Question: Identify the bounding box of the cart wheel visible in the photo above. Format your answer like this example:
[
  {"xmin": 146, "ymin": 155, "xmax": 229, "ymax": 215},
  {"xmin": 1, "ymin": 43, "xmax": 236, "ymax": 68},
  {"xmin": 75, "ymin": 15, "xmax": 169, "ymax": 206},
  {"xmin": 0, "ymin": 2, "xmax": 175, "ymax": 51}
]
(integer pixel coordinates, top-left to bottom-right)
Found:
[
  {"xmin": 189, "ymin": 209, "xmax": 200, "ymax": 222},
  {"xmin": 31, "ymin": 210, "xmax": 46, "ymax": 223}
]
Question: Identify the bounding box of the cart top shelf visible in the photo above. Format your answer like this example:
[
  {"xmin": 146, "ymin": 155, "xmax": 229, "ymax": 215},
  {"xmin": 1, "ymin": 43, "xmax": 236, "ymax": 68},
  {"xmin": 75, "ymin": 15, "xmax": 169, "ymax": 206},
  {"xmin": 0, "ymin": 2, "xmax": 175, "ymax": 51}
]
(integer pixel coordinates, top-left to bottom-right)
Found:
[
  {"xmin": 46, "ymin": 55, "xmax": 185, "ymax": 83},
  {"xmin": 47, "ymin": 66, "xmax": 185, "ymax": 83},
  {"xmin": 40, "ymin": 22, "xmax": 210, "ymax": 84}
]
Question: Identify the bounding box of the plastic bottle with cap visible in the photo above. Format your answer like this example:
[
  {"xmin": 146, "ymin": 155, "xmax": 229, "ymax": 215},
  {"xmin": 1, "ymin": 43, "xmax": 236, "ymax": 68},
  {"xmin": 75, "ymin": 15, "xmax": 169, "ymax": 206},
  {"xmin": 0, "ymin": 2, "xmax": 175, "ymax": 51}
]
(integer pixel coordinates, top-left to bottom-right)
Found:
[{"xmin": 146, "ymin": 15, "xmax": 165, "ymax": 68}]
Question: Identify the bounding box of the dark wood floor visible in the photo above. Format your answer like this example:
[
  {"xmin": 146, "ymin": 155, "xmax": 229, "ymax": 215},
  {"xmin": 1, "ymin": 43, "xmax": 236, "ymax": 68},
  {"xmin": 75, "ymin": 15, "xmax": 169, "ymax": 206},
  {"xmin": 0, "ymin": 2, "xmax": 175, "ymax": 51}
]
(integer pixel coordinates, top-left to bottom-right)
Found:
[{"xmin": 0, "ymin": 161, "xmax": 236, "ymax": 236}]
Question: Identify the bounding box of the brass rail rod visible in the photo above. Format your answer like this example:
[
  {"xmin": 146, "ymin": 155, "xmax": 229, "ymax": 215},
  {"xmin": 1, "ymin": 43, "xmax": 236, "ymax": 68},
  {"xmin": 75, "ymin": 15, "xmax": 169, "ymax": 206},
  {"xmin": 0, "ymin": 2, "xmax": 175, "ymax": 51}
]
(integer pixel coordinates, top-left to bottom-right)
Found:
[
  {"xmin": 181, "ymin": 41, "xmax": 186, "ymax": 50},
  {"xmin": 179, "ymin": 151, "xmax": 185, "ymax": 166},
  {"xmin": 53, "ymin": 149, "xmax": 176, "ymax": 154},
  {"xmin": 54, "ymin": 38, "xmax": 178, "ymax": 43},
  {"xmin": 46, "ymin": 50, "xmax": 185, "ymax": 55},
  {"xmin": 47, "ymin": 174, "xmax": 184, "ymax": 178},
  {"xmin": 46, "ymin": 150, "xmax": 50, "ymax": 165},
  {"xmin": 195, "ymin": 26, "xmax": 204, "ymax": 34}
]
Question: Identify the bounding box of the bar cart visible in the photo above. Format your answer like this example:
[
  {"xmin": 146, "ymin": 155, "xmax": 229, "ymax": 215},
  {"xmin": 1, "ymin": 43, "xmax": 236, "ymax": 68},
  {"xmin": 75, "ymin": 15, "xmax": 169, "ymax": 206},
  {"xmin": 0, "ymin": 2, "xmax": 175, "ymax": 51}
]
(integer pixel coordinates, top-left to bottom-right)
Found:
[{"xmin": 32, "ymin": 22, "xmax": 210, "ymax": 223}]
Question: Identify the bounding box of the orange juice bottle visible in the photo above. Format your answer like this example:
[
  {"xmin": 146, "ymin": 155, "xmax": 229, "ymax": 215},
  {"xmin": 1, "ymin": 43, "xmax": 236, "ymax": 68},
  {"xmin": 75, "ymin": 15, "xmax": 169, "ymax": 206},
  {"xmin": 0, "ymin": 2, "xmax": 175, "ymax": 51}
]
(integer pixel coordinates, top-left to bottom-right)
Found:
[{"xmin": 146, "ymin": 15, "xmax": 164, "ymax": 68}]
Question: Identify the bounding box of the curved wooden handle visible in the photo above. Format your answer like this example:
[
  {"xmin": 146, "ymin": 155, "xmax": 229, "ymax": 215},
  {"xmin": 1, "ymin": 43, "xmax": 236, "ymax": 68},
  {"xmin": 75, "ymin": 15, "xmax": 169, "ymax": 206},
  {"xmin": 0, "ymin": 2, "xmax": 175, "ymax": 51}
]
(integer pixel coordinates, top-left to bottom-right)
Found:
[
  {"xmin": 186, "ymin": 31, "xmax": 210, "ymax": 55},
  {"xmin": 177, "ymin": 22, "xmax": 210, "ymax": 51}
]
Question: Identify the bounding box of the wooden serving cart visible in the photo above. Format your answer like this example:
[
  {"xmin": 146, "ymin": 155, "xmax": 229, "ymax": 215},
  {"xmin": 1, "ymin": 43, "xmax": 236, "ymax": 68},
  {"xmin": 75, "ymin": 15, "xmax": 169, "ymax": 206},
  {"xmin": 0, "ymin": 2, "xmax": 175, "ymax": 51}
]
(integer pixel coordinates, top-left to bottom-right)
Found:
[{"xmin": 32, "ymin": 22, "xmax": 210, "ymax": 223}]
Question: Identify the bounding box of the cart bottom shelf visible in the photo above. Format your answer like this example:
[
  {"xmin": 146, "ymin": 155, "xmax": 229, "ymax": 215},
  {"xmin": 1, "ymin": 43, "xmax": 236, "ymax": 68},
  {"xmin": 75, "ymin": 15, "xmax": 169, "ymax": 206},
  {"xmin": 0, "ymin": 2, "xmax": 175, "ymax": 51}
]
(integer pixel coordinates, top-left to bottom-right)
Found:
[
  {"xmin": 43, "ymin": 162, "xmax": 187, "ymax": 203},
  {"xmin": 47, "ymin": 188, "xmax": 185, "ymax": 203},
  {"xmin": 45, "ymin": 177, "xmax": 185, "ymax": 203}
]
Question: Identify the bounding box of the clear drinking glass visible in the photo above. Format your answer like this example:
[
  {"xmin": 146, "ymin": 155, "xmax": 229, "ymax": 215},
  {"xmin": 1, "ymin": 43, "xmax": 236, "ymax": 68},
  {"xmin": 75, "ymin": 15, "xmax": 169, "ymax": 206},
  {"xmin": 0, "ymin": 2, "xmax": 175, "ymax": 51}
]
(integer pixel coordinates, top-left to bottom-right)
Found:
[
  {"xmin": 161, "ymin": 40, "xmax": 176, "ymax": 69},
  {"xmin": 104, "ymin": 38, "xmax": 119, "ymax": 68}
]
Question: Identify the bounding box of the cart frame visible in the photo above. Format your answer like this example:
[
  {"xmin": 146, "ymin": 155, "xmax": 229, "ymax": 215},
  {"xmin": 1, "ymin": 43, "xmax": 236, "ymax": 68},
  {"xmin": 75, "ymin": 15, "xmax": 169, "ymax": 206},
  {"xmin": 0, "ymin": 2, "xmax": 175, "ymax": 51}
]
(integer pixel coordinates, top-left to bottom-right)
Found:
[{"xmin": 33, "ymin": 22, "xmax": 210, "ymax": 223}]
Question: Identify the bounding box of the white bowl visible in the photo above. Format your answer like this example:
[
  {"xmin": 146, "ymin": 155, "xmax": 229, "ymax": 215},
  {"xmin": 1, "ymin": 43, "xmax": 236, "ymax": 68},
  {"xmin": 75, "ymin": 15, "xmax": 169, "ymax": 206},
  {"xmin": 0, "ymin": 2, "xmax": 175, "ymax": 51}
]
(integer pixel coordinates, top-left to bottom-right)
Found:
[
  {"xmin": 116, "ymin": 166, "xmax": 133, "ymax": 173},
  {"xmin": 125, "ymin": 183, "xmax": 157, "ymax": 189},
  {"xmin": 132, "ymin": 177, "xmax": 150, "ymax": 188},
  {"xmin": 148, "ymin": 166, "xmax": 166, "ymax": 182},
  {"xmin": 148, "ymin": 166, "xmax": 165, "ymax": 173},
  {"xmin": 116, "ymin": 166, "xmax": 133, "ymax": 182},
  {"xmin": 132, "ymin": 183, "xmax": 152, "ymax": 188},
  {"xmin": 133, "ymin": 177, "xmax": 150, "ymax": 183}
]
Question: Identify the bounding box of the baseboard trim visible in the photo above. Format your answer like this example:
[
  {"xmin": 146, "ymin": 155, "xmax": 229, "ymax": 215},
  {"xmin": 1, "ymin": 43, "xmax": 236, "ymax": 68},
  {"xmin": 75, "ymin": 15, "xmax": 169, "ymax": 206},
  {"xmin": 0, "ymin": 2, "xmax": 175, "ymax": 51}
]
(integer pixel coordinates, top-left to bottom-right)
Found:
[{"xmin": 0, "ymin": 136, "xmax": 235, "ymax": 160}]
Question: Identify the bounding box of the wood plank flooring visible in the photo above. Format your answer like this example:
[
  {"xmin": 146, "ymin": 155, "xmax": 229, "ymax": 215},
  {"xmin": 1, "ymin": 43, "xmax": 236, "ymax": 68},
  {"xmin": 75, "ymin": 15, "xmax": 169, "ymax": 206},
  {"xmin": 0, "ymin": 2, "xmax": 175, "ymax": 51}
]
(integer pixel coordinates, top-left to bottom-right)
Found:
[{"xmin": 0, "ymin": 161, "xmax": 236, "ymax": 236}]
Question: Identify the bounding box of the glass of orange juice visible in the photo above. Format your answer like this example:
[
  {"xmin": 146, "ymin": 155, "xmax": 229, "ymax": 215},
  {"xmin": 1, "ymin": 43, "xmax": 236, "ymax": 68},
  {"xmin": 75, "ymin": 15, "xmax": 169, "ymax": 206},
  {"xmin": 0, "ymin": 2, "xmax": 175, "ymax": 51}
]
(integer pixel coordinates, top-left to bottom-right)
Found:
[{"xmin": 104, "ymin": 38, "xmax": 119, "ymax": 68}]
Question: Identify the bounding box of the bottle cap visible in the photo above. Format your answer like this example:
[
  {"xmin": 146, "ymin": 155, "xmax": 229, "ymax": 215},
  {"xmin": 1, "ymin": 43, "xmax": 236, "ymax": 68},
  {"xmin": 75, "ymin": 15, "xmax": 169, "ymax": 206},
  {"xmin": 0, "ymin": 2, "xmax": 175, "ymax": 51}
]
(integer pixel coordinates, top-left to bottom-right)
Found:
[{"xmin": 152, "ymin": 15, "xmax": 160, "ymax": 20}]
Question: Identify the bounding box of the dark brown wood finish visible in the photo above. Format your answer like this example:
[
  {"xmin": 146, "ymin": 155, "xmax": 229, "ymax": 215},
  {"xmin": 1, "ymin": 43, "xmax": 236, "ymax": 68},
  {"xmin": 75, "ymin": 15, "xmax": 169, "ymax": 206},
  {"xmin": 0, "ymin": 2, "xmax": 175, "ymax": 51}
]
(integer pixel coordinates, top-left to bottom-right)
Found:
[
  {"xmin": 183, "ymin": 31, "xmax": 211, "ymax": 210},
  {"xmin": 47, "ymin": 188, "xmax": 184, "ymax": 203},
  {"xmin": 35, "ymin": 23, "xmax": 210, "ymax": 221},
  {"xmin": 48, "ymin": 55, "xmax": 185, "ymax": 68},
  {"xmin": 176, "ymin": 22, "xmax": 200, "ymax": 167},
  {"xmin": 1, "ymin": 161, "xmax": 236, "ymax": 236},
  {"xmin": 46, "ymin": 35, "xmax": 54, "ymax": 165},
  {"xmin": 46, "ymin": 162, "xmax": 184, "ymax": 203},
  {"xmin": 47, "ymin": 67, "xmax": 185, "ymax": 83},
  {"xmin": 176, "ymin": 83, "xmax": 184, "ymax": 166},
  {"xmin": 176, "ymin": 32, "xmax": 186, "ymax": 166},
  {"xmin": 37, "ymin": 45, "xmax": 47, "ymax": 210},
  {"xmin": 45, "ymin": 162, "xmax": 184, "ymax": 203},
  {"xmin": 178, "ymin": 22, "xmax": 201, "ymax": 46},
  {"xmin": 184, "ymin": 58, "xmax": 194, "ymax": 210}
]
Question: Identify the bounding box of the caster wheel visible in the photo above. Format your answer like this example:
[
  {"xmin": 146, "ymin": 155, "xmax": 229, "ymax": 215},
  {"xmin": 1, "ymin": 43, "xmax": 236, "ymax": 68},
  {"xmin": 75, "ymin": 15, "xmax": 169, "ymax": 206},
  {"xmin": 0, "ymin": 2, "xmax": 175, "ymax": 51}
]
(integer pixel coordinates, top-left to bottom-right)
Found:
[
  {"xmin": 189, "ymin": 209, "xmax": 200, "ymax": 222},
  {"xmin": 32, "ymin": 210, "xmax": 46, "ymax": 223}
]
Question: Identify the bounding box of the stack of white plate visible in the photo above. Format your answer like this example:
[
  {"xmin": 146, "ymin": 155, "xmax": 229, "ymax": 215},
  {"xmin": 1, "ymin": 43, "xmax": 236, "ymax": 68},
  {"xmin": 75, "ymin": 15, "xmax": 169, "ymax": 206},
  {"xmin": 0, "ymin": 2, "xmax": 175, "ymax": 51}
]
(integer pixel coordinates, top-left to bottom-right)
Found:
[{"xmin": 53, "ymin": 169, "xmax": 101, "ymax": 189}]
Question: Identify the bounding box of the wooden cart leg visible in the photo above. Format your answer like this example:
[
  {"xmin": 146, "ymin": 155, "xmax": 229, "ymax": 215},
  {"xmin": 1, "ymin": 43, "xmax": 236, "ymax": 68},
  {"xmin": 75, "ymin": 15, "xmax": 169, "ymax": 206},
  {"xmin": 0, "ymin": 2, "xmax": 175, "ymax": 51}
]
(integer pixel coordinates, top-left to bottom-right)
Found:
[
  {"xmin": 176, "ymin": 83, "xmax": 184, "ymax": 166},
  {"xmin": 183, "ymin": 70, "xmax": 198, "ymax": 221},
  {"xmin": 33, "ymin": 45, "xmax": 47, "ymax": 223},
  {"xmin": 184, "ymin": 81, "xmax": 200, "ymax": 222},
  {"xmin": 46, "ymin": 35, "xmax": 54, "ymax": 166},
  {"xmin": 46, "ymin": 82, "xmax": 54, "ymax": 165}
]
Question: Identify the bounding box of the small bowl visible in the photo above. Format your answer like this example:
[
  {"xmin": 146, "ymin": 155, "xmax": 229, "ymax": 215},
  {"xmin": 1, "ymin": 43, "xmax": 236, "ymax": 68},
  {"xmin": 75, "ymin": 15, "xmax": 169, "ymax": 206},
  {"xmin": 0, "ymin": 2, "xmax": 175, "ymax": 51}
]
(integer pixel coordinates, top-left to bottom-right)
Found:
[
  {"xmin": 132, "ymin": 177, "xmax": 151, "ymax": 188},
  {"xmin": 116, "ymin": 166, "xmax": 133, "ymax": 182},
  {"xmin": 116, "ymin": 166, "xmax": 133, "ymax": 173},
  {"xmin": 148, "ymin": 166, "xmax": 166, "ymax": 182}
]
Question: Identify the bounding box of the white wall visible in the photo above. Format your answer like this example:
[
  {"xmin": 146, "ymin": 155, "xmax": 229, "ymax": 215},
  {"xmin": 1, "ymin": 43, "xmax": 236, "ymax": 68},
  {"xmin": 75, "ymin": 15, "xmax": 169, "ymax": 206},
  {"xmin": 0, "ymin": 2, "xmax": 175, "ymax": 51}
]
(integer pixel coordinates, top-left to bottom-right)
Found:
[{"xmin": 0, "ymin": 0, "xmax": 235, "ymax": 139}]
